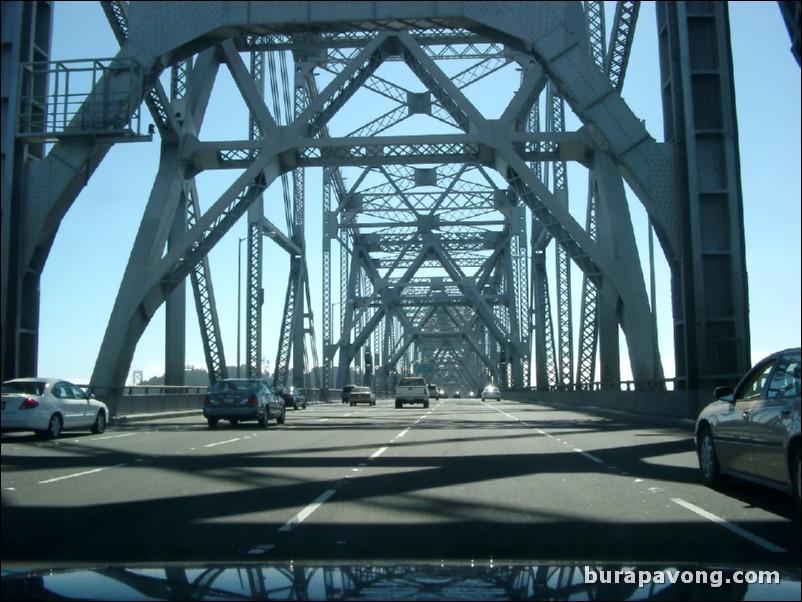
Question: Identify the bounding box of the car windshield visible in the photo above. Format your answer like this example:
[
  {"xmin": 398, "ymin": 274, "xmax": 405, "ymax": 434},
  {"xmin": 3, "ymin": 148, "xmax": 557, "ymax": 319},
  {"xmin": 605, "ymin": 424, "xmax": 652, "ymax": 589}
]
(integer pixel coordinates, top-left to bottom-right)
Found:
[
  {"xmin": 2, "ymin": 5, "xmax": 800, "ymax": 601},
  {"xmin": 1, "ymin": 381, "xmax": 46, "ymax": 395}
]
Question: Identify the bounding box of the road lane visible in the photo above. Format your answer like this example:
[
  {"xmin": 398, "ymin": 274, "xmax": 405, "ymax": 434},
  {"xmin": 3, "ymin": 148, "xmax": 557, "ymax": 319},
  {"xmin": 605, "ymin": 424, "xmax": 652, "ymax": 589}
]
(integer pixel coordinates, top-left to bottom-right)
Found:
[{"xmin": 2, "ymin": 398, "xmax": 798, "ymax": 570}]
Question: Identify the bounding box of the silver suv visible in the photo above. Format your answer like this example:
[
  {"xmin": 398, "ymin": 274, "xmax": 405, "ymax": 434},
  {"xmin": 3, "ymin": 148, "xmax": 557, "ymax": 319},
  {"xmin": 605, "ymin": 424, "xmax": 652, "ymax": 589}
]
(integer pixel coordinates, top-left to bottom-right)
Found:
[{"xmin": 695, "ymin": 348, "xmax": 800, "ymax": 512}]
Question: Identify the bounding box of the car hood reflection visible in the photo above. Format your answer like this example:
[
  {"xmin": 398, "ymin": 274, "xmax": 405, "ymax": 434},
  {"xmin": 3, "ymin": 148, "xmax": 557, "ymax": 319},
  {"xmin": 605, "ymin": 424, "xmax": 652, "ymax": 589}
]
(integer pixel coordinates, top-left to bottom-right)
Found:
[{"xmin": 2, "ymin": 561, "xmax": 800, "ymax": 601}]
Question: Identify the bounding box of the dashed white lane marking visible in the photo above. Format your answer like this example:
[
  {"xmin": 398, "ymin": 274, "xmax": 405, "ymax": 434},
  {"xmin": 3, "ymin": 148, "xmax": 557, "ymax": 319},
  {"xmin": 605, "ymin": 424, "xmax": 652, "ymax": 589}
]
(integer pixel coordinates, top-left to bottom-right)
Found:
[
  {"xmin": 369, "ymin": 446, "xmax": 388, "ymax": 460},
  {"xmin": 272, "ymin": 409, "xmax": 431, "ymax": 541},
  {"xmin": 491, "ymin": 402, "xmax": 787, "ymax": 554},
  {"xmin": 671, "ymin": 498, "xmax": 786, "ymax": 553},
  {"xmin": 279, "ymin": 489, "xmax": 337, "ymax": 532},
  {"xmin": 204, "ymin": 438, "xmax": 242, "ymax": 448},
  {"xmin": 574, "ymin": 448, "xmax": 605, "ymax": 464},
  {"xmin": 39, "ymin": 464, "xmax": 127, "ymax": 484},
  {"xmin": 486, "ymin": 400, "xmax": 606, "ymax": 466},
  {"xmin": 94, "ymin": 433, "xmax": 138, "ymax": 440}
]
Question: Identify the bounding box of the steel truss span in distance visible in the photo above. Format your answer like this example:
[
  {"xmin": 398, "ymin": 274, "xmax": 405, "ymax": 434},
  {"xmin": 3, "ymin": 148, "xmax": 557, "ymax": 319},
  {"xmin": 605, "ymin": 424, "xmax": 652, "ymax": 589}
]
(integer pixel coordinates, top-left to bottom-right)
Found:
[{"xmin": 2, "ymin": 2, "xmax": 756, "ymax": 397}]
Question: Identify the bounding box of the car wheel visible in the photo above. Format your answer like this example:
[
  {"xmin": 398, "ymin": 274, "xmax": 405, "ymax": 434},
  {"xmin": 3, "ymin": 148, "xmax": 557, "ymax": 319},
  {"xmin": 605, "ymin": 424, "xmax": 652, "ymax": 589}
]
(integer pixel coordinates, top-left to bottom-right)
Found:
[
  {"xmin": 38, "ymin": 414, "xmax": 62, "ymax": 440},
  {"xmin": 698, "ymin": 426, "xmax": 721, "ymax": 487},
  {"xmin": 793, "ymin": 448, "xmax": 801, "ymax": 514},
  {"xmin": 91, "ymin": 410, "xmax": 107, "ymax": 434},
  {"xmin": 395, "ymin": 400, "xmax": 402, "ymax": 409},
  {"xmin": 424, "ymin": 400, "xmax": 429, "ymax": 408},
  {"xmin": 277, "ymin": 407, "xmax": 286, "ymax": 425},
  {"xmin": 229, "ymin": 419, "xmax": 239, "ymax": 426},
  {"xmin": 207, "ymin": 418, "xmax": 219, "ymax": 429}
]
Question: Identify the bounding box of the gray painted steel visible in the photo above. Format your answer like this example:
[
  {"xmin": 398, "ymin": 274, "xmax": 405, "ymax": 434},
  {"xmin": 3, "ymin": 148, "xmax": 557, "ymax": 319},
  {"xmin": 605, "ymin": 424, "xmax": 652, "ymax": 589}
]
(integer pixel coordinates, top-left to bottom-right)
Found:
[{"xmin": 1, "ymin": 2, "xmax": 761, "ymax": 399}]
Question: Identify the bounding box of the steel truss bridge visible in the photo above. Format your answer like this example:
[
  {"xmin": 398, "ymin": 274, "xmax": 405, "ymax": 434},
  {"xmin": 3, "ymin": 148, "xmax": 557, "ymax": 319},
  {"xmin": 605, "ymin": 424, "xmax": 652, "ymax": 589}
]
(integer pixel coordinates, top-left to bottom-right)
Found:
[{"xmin": 2, "ymin": 2, "xmax": 799, "ymax": 398}]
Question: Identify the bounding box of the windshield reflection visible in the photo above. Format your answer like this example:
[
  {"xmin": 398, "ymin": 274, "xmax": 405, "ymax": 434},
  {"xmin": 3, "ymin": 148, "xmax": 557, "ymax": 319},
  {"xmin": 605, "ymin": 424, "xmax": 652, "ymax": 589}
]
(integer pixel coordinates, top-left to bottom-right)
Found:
[{"xmin": 3, "ymin": 562, "xmax": 800, "ymax": 601}]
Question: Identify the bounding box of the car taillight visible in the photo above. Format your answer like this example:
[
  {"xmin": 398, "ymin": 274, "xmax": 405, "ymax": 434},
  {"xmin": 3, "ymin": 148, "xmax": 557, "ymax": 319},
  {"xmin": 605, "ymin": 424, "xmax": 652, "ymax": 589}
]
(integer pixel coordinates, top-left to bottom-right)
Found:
[
  {"xmin": 247, "ymin": 394, "xmax": 259, "ymax": 405},
  {"xmin": 203, "ymin": 395, "xmax": 212, "ymax": 406},
  {"xmin": 20, "ymin": 398, "xmax": 39, "ymax": 410}
]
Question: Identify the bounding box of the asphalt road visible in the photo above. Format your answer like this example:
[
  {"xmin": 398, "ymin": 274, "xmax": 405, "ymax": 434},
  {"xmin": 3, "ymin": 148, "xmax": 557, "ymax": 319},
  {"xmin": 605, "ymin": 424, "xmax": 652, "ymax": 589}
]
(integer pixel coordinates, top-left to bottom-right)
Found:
[{"xmin": 2, "ymin": 397, "xmax": 799, "ymax": 570}]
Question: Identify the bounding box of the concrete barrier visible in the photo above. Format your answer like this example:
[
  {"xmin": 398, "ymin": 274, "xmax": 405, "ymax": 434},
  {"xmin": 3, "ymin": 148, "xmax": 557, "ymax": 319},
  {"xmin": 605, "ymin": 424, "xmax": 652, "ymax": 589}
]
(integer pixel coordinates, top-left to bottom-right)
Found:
[
  {"xmin": 103, "ymin": 393, "xmax": 204, "ymax": 418},
  {"xmin": 98, "ymin": 388, "xmax": 711, "ymax": 426},
  {"xmin": 503, "ymin": 389, "xmax": 712, "ymax": 423}
]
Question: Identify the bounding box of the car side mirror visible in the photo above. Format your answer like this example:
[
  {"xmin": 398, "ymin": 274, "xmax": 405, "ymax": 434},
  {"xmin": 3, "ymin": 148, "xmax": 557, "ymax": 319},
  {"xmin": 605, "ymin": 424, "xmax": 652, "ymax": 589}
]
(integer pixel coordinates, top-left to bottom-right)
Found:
[{"xmin": 714, "ymin": 386, "xmax": 734, "ymax": 401}]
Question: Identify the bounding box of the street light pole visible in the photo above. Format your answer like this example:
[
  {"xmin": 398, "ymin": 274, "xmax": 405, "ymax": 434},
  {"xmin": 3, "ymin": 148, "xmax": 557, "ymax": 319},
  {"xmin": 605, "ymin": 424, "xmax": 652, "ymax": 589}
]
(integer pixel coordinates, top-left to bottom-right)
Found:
[{"xmin": 237, "ymin": 237, "xmax": 246, "ymax": 378}]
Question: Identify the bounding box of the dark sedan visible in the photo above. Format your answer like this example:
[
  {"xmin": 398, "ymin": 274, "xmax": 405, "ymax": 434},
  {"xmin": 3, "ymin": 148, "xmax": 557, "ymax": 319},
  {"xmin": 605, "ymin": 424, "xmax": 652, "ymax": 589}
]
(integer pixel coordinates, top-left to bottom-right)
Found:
[
  {"xmin": 276, "ymin": 386, "xmax": 307, "ymax": 410},
  {"xmin": 341, "ymin": 384, "xmax": 356, "ymax": 403},
  {"xmin": 203, "ymin": 378, "xmax": 285, "ymax": 429}
]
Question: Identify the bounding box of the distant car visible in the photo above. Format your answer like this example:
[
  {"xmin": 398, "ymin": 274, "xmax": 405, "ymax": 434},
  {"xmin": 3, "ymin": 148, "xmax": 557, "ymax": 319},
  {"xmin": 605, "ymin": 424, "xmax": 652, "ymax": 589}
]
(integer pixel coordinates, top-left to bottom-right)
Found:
[
  {"xmin": 481, "ymin": 385, "xmax": 501, "ymax": 401},
  {"xmin": 203, "ymin": 378, "xmax": 285, "ymax": 429},
  {"xmin": 341, "ymin": 384, "xmax": 357, "ymax": 404},
  {"xmin": 277, "ymin": 386, "xmax": 306, "ymax": 410},
  {"xmin": 695, "ymin": 348, "xmax": 800, "ymax": 512},
  {"xmin": 427, "ymin": 384, "xmax": 440, "ymax": 400},
  {"xmin": 349, "ymin": 386, "xmax": 376, "ymax": 406},
  {"xmin": 1, "ymin": 378, "xmax": 109, "ymax": 439},
  {"xmin": 453, "ymin": 390, "xmax": 461, "ymax": 398}
]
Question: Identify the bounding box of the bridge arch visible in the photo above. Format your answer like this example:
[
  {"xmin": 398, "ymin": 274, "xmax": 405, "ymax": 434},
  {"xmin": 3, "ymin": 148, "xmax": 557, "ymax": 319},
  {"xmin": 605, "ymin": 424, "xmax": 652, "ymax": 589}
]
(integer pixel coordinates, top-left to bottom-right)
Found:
[{"xmin": 3, "ymin": 2, "xmax": 758, "ymax": 396}]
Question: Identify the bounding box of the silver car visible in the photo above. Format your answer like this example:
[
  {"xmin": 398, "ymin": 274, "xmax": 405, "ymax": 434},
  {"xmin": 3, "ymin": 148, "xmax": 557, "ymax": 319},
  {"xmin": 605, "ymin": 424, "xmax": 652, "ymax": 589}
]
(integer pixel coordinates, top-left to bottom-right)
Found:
[
  {"xmin": 348, "ymin": 386, "xmax": 376, "ymax": 406},
  {"xmin": 1, "ymin": 378, "xmax": 109, "ymax": 439},
  {"xmin": 481, "ymin": 384, "xmax": 501, "ymax": 401},
  {"xmin": 203, "ymin": 378, "xmax": 285, "ymax": 429},
  {"xmin": 695, "ymin": 348, "xmax": 800, "ymax": 512}
]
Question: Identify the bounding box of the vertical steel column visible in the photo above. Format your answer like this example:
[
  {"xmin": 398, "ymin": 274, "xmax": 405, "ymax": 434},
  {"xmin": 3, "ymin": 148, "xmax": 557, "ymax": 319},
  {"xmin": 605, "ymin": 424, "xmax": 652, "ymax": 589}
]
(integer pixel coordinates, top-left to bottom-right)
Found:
[
  {"xmin": 164, "ymin": 59, "xmax": 191, "ymax": 386},
  {"xmin": 164, "ymin": 193, "xmax": 187, "ymax": 385},
  {"xmin": 1, "ymin": 0, "xmax": 52, "ymax": 380},
  {"xmin": 322, "ymin": 167, "xmax": 334, "ymax": 398},
  {"xmin": 656, "ymin": 2, "xmax": 751, "ymax": 389},
  {"xmin": 246, "ymin": 49, "xmax": 265, "ymax": 377},
  {"xmin": 548, "ymin": 81, "xmax": 574, "ymax": 389}
]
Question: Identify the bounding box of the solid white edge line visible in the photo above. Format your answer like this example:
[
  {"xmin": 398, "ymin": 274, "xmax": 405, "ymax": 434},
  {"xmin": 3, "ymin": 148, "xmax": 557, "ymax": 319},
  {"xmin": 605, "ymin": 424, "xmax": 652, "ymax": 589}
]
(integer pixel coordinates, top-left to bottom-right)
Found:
[
  {"xmin": 671, "ymin": 498, "xmax": 786, "ymax": 553},
  {"xmin": 279, "ymin": 489, "xmax": 337, "ymax": 532}
]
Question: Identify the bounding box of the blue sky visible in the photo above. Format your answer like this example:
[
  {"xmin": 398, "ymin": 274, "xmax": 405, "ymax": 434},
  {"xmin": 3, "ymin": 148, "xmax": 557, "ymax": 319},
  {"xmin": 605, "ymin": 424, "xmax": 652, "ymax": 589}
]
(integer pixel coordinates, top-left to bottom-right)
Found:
[{"xmin": 37, "ymin": 2, "xmax": 800, "ymax": 385}]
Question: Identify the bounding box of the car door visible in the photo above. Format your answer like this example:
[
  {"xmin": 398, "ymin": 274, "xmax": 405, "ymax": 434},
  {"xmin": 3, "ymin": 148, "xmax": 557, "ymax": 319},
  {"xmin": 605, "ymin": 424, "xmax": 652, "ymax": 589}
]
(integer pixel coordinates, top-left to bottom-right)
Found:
[
  {"xmin": 264, "ymin": 382, "xmax": 280, "ymax": 418},
  {"xmin": 714, "ymin": 359, "xmax": 776, "ymax": 475},
  {"xmin": 749, "ymin": 352, "xmax": 801, "ymax": 485},
  {"xmin": 67, "ymin": 383, "xmax": 93, "ymax": 425},
  {"xmin": 51, "ymin": 381, "xmax": 85, "ymax": 428}
]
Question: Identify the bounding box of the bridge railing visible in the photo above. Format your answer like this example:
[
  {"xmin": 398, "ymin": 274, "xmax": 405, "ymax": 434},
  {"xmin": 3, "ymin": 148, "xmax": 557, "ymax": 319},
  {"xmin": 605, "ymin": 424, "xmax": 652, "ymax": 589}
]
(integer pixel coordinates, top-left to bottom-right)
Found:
[{"xmin": 86, "ymin": 381, "xmax": 715, "ymax": 422}]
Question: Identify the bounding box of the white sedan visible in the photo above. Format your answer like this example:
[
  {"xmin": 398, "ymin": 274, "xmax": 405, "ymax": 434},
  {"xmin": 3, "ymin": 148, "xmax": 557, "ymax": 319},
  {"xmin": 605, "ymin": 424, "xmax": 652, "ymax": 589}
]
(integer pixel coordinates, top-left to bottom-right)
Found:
[{"xmin": 1, "ymin": 378, "xmax": 109, "ymax": 439}]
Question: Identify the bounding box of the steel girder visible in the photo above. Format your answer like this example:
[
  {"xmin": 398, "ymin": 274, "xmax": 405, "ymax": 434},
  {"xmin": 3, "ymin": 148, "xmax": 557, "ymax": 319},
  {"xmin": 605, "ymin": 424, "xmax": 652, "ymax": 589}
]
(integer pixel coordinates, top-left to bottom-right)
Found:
[{"xmin": 5, "ymin": 2, "xmax": 748, "ymax": 397}]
